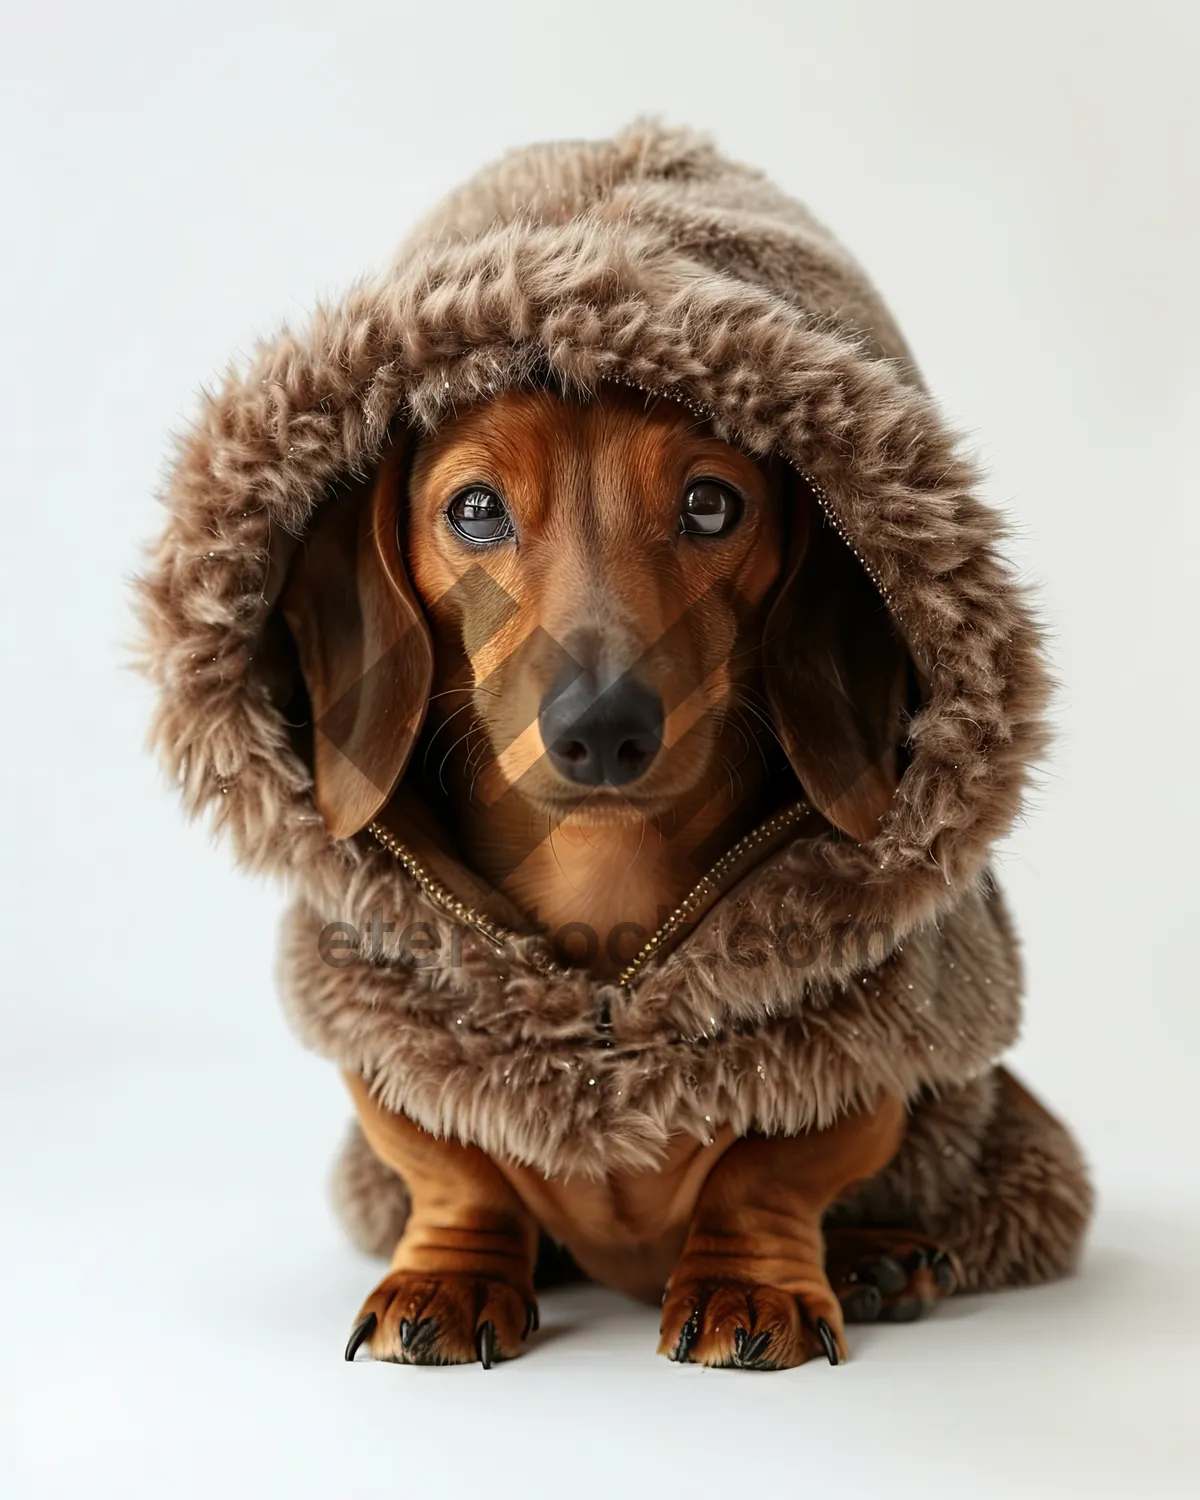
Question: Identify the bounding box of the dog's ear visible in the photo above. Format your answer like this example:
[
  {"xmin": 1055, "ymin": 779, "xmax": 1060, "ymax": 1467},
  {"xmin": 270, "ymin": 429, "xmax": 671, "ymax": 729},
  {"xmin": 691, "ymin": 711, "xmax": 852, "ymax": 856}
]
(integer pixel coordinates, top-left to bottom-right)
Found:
[
  {"xmin": 280, "ymin": 439, "xmax": 434, "ymax": 840},
  {"xmin": 762, "ymin": 477, "xmax": 909, "ymax": 842}
]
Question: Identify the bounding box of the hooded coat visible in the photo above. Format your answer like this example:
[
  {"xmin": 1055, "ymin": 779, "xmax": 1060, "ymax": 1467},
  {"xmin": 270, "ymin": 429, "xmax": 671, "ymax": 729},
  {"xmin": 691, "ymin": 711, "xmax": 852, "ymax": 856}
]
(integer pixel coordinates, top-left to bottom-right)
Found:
[{"xmin": 138, "ymin": 120, "xmax": 1091, "ymax": 1293}]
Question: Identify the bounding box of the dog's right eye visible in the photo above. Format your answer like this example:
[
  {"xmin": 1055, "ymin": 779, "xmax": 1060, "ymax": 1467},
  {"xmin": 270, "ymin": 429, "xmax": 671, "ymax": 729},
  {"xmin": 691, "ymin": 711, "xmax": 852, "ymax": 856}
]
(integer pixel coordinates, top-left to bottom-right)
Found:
[{"xmin": 445, "ymin": 487, "xmax": 514, "ymax": 545}]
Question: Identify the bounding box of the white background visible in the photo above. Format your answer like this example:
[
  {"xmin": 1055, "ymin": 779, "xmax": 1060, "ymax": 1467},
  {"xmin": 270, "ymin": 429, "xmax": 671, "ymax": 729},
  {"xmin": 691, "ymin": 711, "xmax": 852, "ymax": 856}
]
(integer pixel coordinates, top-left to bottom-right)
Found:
[{"xmin": 3, "ymin": 2, "xmax": 1198, "ymax": 1496}]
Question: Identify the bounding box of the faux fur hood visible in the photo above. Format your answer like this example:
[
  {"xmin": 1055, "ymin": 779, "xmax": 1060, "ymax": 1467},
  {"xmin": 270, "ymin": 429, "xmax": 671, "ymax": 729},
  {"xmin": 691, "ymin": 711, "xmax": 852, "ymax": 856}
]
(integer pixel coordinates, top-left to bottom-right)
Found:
[{"xmin": 137, "ymin": 120, "xmax": 1050, "ymax": 1177}]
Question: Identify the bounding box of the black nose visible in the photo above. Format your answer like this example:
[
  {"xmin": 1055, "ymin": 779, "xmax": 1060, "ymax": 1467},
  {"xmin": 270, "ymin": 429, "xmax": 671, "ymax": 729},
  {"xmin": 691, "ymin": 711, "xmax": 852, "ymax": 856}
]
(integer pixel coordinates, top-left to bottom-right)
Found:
[{"xmin": 539, "ymin": 666, "xmax": 663, "ymax": 787}]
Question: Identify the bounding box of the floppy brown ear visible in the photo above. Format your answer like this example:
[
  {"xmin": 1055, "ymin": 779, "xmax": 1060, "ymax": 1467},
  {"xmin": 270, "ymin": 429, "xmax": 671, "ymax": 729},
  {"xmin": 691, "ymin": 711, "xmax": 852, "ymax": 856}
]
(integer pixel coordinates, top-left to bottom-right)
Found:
[
  {"xmin": 762, "ymin": 481, "xmax": 910, "ymax": 842},
  {"xmin": 280, "ymin": 439, "xmax": 434, "ymax": 840}
]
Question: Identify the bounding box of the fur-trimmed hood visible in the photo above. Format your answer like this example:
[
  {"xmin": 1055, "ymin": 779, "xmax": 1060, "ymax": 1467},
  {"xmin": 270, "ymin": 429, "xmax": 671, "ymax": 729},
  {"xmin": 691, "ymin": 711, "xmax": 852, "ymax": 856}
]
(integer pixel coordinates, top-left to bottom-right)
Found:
[{"xmin": 137, "ymin": 120, "xmax": 1050, "ymax": 1178}]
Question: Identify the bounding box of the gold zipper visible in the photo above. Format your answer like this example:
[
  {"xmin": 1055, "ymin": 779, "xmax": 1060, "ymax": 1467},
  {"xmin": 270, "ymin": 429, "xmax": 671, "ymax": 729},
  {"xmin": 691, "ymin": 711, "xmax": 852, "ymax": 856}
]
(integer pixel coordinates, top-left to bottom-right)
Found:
[
  {"xmin": 366, "ymin": 819, "xmax": 565, "ymax": 976},
  {"xmin": 367, "ymin": 797, "xmax": 811, "ymax": 989},
  {"xmin": 613, "ymin": 798, "xmax": 811, "ymax": 985}
]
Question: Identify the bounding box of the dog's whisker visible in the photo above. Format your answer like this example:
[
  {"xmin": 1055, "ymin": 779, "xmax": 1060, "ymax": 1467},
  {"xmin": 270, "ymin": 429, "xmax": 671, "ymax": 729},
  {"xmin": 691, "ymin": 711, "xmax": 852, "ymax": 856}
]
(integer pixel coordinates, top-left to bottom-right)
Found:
[
  {"xmin": 463, "ymin": 735, "xmax": 490, "ymax": 783},
  {"xmin": 737, "ymin": 711, "xmax": 774, "ymax": 773},
  {"xmin": 547, "ymin": 816, "xmax": 567, "ymax": 883},
  {"xmin": 436, "ymin": 726, "xmax": 484, "ymax": 794},
  {"xmin": 733, "ymin": 697, "xmax": 788, "ymax": 758},
  {"xmin": 427, "ymin": 685, "xmax": 501, "ymax": 704},
  {"xmin": 617, "ymin": 813, "xmax": 649, "ymax": 881},
  {"xmin": 466, "ymin": 731, "xmax": 501, "ymax": 803},
  {"xmin": 725, "ymin": 702, "xmax": 776, "ymax": 772},
  {"xmin": 421, "ymin": 700, "xmax": 482, "ymax": 773}
]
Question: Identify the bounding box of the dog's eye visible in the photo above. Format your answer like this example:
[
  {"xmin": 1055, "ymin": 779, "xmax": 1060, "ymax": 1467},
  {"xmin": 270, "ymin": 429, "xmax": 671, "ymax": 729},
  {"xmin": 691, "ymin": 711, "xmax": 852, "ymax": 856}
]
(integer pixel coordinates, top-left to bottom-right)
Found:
[
  {"xmin": 446, "ymin": 487, "xmax": 514, "ymax": 545},
  {"xmin": 680, "ymin": 480, "xmax": 742, "ymax": 538}
]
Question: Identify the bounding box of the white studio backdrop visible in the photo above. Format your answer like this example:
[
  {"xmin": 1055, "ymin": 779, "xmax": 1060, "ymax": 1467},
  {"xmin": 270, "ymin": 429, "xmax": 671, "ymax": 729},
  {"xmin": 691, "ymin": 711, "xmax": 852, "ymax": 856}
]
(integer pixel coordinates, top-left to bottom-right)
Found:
[{"xmin": 2, "ymin": 3, "xmax": 1197, "ymax": 1498}]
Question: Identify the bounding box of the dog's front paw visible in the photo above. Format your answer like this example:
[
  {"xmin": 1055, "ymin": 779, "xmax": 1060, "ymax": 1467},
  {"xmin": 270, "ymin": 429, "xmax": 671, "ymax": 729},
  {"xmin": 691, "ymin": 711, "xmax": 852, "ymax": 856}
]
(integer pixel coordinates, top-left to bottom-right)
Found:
[
  {"xmin": 345, "ymin": 1271, "xmax": 538, "ymax": 1367},
  {"xmin": 657, "ymin": 1271, "xmax": 846, "ymax": 1370}
]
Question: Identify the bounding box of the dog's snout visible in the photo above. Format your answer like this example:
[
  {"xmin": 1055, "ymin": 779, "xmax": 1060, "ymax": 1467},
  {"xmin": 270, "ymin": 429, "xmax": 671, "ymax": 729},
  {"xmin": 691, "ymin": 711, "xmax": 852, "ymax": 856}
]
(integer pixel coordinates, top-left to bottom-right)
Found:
[{"xmin": 539, "ymin": 663, "xmax": 663, "ymax": 788}]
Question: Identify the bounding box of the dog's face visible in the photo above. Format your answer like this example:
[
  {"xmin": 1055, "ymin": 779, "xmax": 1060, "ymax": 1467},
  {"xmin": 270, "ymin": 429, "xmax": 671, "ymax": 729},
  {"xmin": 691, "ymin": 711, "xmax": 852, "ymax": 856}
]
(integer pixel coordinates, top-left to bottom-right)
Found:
[
  {"xmin": 280, "ymin": 383, "xmax": 909, "ymax": 846},
  {"xmin": 402, "ymin": 386, "xmax": 789, "ymax": 822}
]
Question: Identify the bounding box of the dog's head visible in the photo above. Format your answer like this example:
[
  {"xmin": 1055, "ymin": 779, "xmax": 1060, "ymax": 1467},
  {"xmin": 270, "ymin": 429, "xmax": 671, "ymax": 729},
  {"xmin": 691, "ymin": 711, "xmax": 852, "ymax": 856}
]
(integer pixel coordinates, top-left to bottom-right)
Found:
[{"xmin": 280, "ymin": 385, "xmax": 910, "ymax": 845}]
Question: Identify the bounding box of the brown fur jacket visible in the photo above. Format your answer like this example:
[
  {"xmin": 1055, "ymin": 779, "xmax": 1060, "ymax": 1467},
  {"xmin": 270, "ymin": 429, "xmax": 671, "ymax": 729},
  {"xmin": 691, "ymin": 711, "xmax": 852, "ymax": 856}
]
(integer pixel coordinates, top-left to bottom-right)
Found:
[{"xmin": 137, "ymin": 120, "xmax": 1091, "ymax": 1292}]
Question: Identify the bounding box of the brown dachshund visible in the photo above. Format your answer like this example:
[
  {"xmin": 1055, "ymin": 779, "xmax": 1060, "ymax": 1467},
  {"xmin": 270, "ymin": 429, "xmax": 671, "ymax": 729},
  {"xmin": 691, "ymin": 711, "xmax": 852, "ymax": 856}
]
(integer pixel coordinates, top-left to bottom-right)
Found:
[{"xmin": 282, "ymin": 384, "xmax": 955, "ymax": 1370}]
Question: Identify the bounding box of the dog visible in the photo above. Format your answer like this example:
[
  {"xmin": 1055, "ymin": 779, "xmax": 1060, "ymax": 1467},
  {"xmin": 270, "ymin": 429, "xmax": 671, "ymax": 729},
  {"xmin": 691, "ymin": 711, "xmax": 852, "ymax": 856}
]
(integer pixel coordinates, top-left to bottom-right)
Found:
[{"xmin": 279, "ymin": 382, "xmax": 956, "ymax": 1370}]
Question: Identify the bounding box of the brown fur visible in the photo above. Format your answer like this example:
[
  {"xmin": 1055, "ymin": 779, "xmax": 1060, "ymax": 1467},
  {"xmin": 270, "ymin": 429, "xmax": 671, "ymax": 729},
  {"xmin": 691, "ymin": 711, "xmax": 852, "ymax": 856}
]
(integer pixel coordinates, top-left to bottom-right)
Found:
[{"xmin": 135, "ymin": 120, "xmax": 1093, "ymax": 1365}]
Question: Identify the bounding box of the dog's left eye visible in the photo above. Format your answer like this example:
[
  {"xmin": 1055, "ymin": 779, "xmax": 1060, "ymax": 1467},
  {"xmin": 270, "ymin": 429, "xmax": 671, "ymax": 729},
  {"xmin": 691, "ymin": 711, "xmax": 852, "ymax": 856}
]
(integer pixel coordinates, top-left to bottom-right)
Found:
[
  {"xmin": 680, "ymin": 480, "xmax": 742, "ymax": 538},
  {"xmin": 446, "ymin": 487, "xmax": 514, "ymax": 544}
]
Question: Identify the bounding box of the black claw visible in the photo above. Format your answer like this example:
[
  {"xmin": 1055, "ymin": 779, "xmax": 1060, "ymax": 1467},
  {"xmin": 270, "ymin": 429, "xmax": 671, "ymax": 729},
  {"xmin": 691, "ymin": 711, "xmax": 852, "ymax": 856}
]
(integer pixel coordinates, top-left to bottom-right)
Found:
[
  {"xmin": 864, "ymin": 1254, "xmax": 908, "ymax": 1299},
  {"xmin": 734, "ymin": 1328, "xmax": 772, "ymax": 1367},
  {"xmin": 344, "ymin": 1312, "xmax": 377, "ymax": 1362},
  {"xmin": 477, "ymin": 1320, "xmax": 497, "ymax": 1369},
  {"xmin": 842, "ymin": 1284, "xmax": 883, "ymax": 1323},
  {"xmin": 816, "ymin": 1318, "xmax": 841, "ymax": 1366},
  {"xmin": 524, "ymin": 1300, "xmax": 540, "ymax": 1338},
  {"xmin": 672, "ymin": 1308, "xmax": 700, "ymax": 1363},
  {"xmin": 907, "ymin": 1247, "xmax": 931, "ymax": 1271},
  {"xmin": 401, "ymin": 1317, "xmax": 437, "ymax": 1357},
  {"xmin": 931, "ymin": 1250, "xmax": 956, "ymax": 1292}
]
